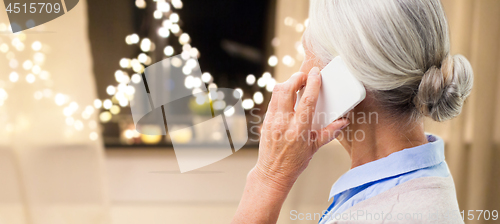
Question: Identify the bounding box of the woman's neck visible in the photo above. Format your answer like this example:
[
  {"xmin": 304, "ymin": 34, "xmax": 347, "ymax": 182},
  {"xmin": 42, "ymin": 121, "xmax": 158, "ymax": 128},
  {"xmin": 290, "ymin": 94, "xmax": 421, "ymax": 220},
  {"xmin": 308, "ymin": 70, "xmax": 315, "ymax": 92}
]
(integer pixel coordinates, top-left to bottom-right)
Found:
[{"xmin": 338, "ymin": 109, "xmax": 428, "ymax": 169}]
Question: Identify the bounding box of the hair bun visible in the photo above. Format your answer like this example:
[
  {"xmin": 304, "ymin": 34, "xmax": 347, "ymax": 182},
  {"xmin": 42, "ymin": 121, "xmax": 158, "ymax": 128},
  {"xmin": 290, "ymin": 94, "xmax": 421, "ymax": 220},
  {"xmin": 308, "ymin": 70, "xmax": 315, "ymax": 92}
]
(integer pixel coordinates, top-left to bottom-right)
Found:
[{"xmin": 414, "ymin": 54, "xmax": 474, "ymax": 122}]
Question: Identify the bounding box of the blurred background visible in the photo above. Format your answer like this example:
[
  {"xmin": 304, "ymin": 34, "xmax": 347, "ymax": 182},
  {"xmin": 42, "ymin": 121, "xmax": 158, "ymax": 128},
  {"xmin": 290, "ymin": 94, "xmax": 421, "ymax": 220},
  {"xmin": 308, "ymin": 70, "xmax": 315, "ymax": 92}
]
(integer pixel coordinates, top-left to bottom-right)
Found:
[{"xmin": 0, "ymin": 0, "xmax": 498, "ymax": 223}]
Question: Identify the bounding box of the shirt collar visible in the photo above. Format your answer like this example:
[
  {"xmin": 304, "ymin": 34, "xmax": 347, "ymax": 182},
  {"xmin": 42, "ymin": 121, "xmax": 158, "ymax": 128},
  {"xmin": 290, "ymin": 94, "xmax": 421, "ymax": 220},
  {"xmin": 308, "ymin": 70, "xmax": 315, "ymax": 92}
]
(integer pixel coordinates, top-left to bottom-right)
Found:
[{"xmin": 329, "ymin": 134, "xmax": 445, "ymax": 200}]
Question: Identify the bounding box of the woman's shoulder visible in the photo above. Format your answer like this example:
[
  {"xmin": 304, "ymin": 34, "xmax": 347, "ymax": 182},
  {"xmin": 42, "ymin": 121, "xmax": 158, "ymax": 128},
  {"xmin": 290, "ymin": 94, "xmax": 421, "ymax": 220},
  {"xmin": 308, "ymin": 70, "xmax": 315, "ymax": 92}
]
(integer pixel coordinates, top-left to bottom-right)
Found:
[{"xmin": 326, "ymin": 176, "xmax": 464, "ymax": 224}]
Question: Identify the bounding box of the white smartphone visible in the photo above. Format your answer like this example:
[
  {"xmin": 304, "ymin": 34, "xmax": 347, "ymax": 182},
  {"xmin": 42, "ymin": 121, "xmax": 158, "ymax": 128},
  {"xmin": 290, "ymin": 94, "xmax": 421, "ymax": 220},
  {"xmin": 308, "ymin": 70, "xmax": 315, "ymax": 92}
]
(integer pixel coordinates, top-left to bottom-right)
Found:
[{"xmin": 295, "ymin": 56, "xmax": 366, "ymax": 130}]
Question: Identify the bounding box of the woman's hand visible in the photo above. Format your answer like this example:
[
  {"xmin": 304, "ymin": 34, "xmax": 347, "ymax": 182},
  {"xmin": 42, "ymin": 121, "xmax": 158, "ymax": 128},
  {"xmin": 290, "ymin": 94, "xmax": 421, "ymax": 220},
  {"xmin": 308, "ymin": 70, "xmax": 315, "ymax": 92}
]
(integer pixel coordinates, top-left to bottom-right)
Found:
[
  {"xmin": 232, "ymin": 67, "xmax": 350, "ymax": 224},
  {"xmin": 253, "ymin": 66, "xmax": 350, "ymax": 191}
]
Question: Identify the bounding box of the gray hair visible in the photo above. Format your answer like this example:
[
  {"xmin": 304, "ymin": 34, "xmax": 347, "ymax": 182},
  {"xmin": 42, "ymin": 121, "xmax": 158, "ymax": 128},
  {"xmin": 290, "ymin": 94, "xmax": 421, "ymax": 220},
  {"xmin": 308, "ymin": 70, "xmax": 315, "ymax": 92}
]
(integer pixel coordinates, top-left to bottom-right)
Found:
[{"xmin": 305, "ymin": 0, "xmax": 473, "ymax": 122}]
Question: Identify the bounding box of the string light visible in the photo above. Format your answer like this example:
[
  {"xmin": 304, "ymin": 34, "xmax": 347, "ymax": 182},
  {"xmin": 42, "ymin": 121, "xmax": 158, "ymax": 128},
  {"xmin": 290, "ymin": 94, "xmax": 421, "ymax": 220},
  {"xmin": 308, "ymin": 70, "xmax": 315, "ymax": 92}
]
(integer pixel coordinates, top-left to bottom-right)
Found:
[
  {"xmin": 217, "ymin": 91, "xmax": 225, "ymax": 100},
  {"xmin": 157, "ymin": 1, "xmax": 170, "ymax": 12},
  {"xmin": 179, "ymin": 33, "xmax": 190, "ymax": 45},
  {"xmin": 130, "ymin": 34, "xmax": 139, "ymax": 43},
  {"xmin": 242, "ymin": 99, "xmax": 255, "ymax": 110},
  {"xmin": 271, "ymin": 37, "xmax": 280, "ymax": 47},
  {"xmin": 9, "ymin": 72, "xmax": 19, "ymax": 82},
  {"xmin": 192, "ymin": 77, "xmax": 202, "ymax": 88},
  {"xmin": 69, "ymin": 102, "xmax": 79, "ymax": 111},
  {"xmin": 110, "ymin": 105, "xmax": 121, "ymax": 114},
  {"xmin": 191, "ymin": 88, "xmax": 202, "ymax": 96},
  {"xmin": 63, "ymin": 107, "xmax": 74, "ymax": 117},
  {"xmin": 181, "ymin": 50, "xmax": 190, "ymax": 60},
  {"xmin": 201, "ymin": 72, "xmax": 212, "ymax": 83},
  {"xmin": 182, "ymin": 43, "xmax": 191, "ymax": 52},
  {"xmin": 213, "ymin": 100, "xmax": 226, "ymax": 110},
  {"xmin": 170, "ymin": 24, "xmax": 180, "ymax": 34},
  {"xmin": 153, "ymin": 10, "xmax": 163, "ymax": 19},
  {"xmin": 282, "ymin": 55, "xmax": 295, "ymax": 67},
  {"xmin": 85, "ymin": 105, "xmax": 95, "ymax": 114},
  {"xmin": 184, "ymin": 75, "xmax": 194, "ymax": 89},
  {"xmin": 66, "ymin": 117, "xmax": 75, "ymax": 126},
  {"xmin": 131, "ymin": 59, "xmax": 144, "ymax": 73},
  {"xmin": 99, "ymin": 111, "xmax": 112, "ymax": 123},
  {"xmin": 119, "ymin": 98, "xmax": 129, "ymax": 107},
  {"xmin": 246, "ymin": 74, "xmax": 256, "ymax": 85},
  {"xmin": 131, "ymin": 74, "xmax": 142, "ymax": 84},
  {"xmin": 268, "ymin": 55, "xmax": 278, "ymax": 67},
  {"xmin": 103, "ymin": 99, "xmax": 112, "ymax": 109},
  {"xmin": 253, "ymin": 92, "xmax": 264, "ymax": 105},
  {"xmin": 182, "ymin": 65, "xmax": 192, "ymax": 75},
  {"xmin": 26, "ymin": 74, "xmax": 35, "ymax": 83},
  {"xmin": 89, "ymin": 132, "xmax": 99, "ymax": 141},
  {"xmin": 224, "ymin": 106, "xmax": 235, "ymax": 117},
  {"xmin": 55, "ymin": 93, "xmax": 67, "ymax": 106},
  {"xmin": 262, "ymin": 72, "xmax": 272, "ymax": 80},
  {"xmin": 0, "ymin": 89, "xmax": 8, "ymax": 102},
  {"xmin": 9, "ymin": 59, "xmax": 18, "ymax": 69},
  {"xmin": 0, "ymin": 43, "xmax": 8, "ymax": 53},
  {"xmin": 88, "ymin": 120, "xmax": 97, "ymax": 129},
  {"xmin": 94, "ymin": 99, "xmax": 103, "ymax": 109},
  {"xmin": 257, "ymin": 77, "xmax": 266, "ymax": 88},
  {"xmin": 82, "ymin": 111, "xmax": 91, "ymax": 120},
  {"xmin": 195, "ymin": 94, "xmax": 207, "ymax": 105},
  {"xmin": 162, "ymin": 19, "xmax": 172, "ymax": 29},
  {"xmin": 295, "ymin": 23, "xmax": 305, "ymax": 32},
  {"xmin": 209, "ymin": 90, "xmax": 218, "ymax": 101},
  {"xmin": 31, "ymin": 41, "xmax": 42, "ymax": 51},
  {"xmin": 171, "ymin": 57, "xmax": 182, "ymax": 67},
  {"xmin": 233, "ymin": 88, "xmax": 243, "ymax": 99},
  {"xmin": 74, "ymin": 120, "xmax": 84, "ymax": 130},
  {"xmin": 138, "ymin": 53, "xmax": 148, "ymax": 63},
  {"xmin": 23, "ymin": 60, "xmax": 33, "ymax": 70},
  {"xmin": 170, "ymin": 13, "xmax": 180, "ymax": 23},
  {"xmin": 135, "ymin": 0, "xmax": 146, "ymax": 9},
  {"xmin": 172, "ymin": 0, "xmax": 183, "ymax": 9},
  {"xmin": 208, "ymin": 83, "xmax": 217, "ymax": 91},
  {"xmin": 34, "ymin": 52, "xmax": 45, "ymax": 64},
  {"xmin": 284, "ymin": 17, "xmax": 294, "ymax": 26},
  {"xmin": 124, "ymin": 129, "xmax": 135, "ymax": 139},
  {"xmin": 118, "ymin": 58, "xmax": 130, "ymax": 69},
  {"xmin": 126, "ymin": 34, "xmax": 140, "ymax": 45},
  {"xmin": 164, "ymin": 45, "xmax": 174, "ymax": 56},
  {"xmin": 189, "ymin": 48, "xmax": 199, "ymax": 58},
  {"xmin": 266, "ymin": 78, "xmax": 276, "ymax": 92},
  {"xmin": 140, "ymin": 38, "xmax": 152, "ymax": 52},
  {"xmin": 32, "ymin": 65, "xmax": 41, "ymax": 74},
  {"xmin": 158, "ymin": 27, "xmax": 170, "ymax": 38},
  {"xmin": 40, "ymin": 71, "xmax": 50, "ymax": 79},
  {"xmin": 106, "ymin": 86, "xmax": 116, "ymax": 95},
  {"xmin": 186, "ymin": 58, "xmax": 197, "ymax": 68}
]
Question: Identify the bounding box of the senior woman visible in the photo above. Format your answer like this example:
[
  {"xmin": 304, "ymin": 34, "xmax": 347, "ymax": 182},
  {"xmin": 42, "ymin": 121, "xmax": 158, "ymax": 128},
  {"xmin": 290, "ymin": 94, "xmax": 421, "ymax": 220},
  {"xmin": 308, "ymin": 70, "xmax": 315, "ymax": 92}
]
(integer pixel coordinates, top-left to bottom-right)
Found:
[{"xmin": 232, "ymin": 0, "xmax": 473, "ymax": 223}]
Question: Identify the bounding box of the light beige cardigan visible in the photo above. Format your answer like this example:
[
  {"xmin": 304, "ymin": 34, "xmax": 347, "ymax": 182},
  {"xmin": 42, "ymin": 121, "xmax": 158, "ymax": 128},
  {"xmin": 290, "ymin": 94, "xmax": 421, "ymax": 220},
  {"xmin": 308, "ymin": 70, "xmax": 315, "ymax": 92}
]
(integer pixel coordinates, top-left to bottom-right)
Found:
[{"xmin": 325, "ymin": 176, "xmax": 464, "ymax": 224}]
